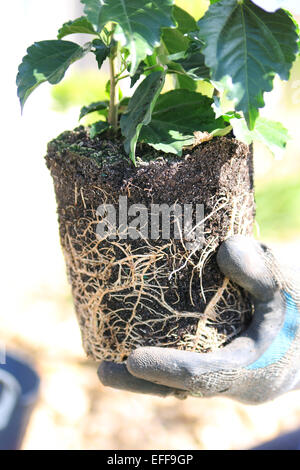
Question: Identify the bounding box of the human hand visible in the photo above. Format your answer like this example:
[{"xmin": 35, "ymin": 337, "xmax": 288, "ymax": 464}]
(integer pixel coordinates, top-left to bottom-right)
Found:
[{"xmin": 98, "ymin": 236, "xmax": 300, "ymax": 404}]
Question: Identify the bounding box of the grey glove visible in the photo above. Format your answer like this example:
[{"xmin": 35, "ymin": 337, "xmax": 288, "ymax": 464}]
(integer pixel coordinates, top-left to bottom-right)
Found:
[{"xmin": 98, "ymin": 236, "xmax": 300, "ymax": 404}]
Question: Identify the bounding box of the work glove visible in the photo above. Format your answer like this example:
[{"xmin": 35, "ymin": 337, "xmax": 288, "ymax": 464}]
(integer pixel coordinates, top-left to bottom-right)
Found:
[{"xmin": 98, "ymin": 236, "xmax": 300, "ymax": 404}]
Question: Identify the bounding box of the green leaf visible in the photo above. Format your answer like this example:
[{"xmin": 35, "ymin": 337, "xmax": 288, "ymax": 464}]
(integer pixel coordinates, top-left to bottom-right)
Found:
[
  {"xmin": 198, "ymin": 0, "xmax": 299, "ymax": 129},
  {"xmin": 17, "ymin": 40, "xmax": 86, "ymax": 111},
  {"xmin": 89, "ymin": 121, "xmax": 110, "ymax": 138},
  {"xmin": 57, "ymin": 17, "xmax": 97, "ymax": 39},
  {"xmin": 129, "ymin": 61, "xmax": 146, "ymax": 88},
  {"xmin": 80, "ymin": 0, "xmax": 102, "ymax": 29},
  {"xmin": 161, "ymin": 28, "xmax": 189, "ymax": 56},
  {"xmin": 118, "ymin": 97, "xmax": 130, "ymax": 114},
  {"xmin": 169, "ymin": 31, "xmax": 210, "ymax": 81},
  {"xmin": 140, "ymin": 89, "xmax": 226, "ymax": 155},
  {"xmin": 92, "ymin": 39, "xmax": 110, "ymax": 68},
  {"xmin": 79, "ymin": 100, "xmax": 109, "ymax": 120},
  {"xmin": 93, "ymin": 0, "xmax": 175, "ymax": 74},
  {"xmin": 172, "ymin": 5, "xmax": 198, "ymax": 34},
  {"xmin": 174, "ymin": 74, "xmax": 197, "ymax": 91},
  {"xmin": 174, "ymin": 49, "xmax": 210, "ymax": 81},
  {"xmin": 120, "ymin": 71, "xmax": 165, "ymax": 164},
  {"xmin": 230, "ymin": 116, "xmax": 289, "ymax": 158},
  {"xmin": 158, "ymin": 22, "xmax": 208, "ymax": 86}
]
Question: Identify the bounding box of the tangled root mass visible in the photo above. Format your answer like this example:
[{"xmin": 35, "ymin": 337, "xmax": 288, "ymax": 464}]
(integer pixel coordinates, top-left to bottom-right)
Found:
[{"xmin": 46, "ymin": 129, "xmax": 255, "ymax": 362}]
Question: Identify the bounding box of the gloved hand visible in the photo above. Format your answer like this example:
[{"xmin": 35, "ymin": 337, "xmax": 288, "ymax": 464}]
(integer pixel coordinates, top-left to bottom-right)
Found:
[{"xmin": 98, "ymin": 236, "xmax": 300, "ymax": 404}]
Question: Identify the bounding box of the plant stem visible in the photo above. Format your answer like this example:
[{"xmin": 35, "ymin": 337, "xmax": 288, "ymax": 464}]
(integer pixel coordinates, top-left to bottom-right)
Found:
[
  {"xmin": 108, "ymin": 49, "xmax": 118, "ymax": 130},
  {"xmin": 107, "ymin": 23, "xmax": 118, "ymax": 130}
]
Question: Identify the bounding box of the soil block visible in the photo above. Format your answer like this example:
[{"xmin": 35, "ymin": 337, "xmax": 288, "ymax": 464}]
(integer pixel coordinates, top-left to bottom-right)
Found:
[{"xmin": 46, "ymin": 127, "xmax": 255, "ymax": 362}]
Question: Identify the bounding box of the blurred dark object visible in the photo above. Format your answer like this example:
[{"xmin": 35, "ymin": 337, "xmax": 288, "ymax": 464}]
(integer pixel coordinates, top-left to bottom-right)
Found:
[
  {"xmin": 0, "ymin": 352, "xmax": 40, "ymax": 450},
  {"xmin": 251, "ymin": 428, "xmax": 300, "ymax": 450}
]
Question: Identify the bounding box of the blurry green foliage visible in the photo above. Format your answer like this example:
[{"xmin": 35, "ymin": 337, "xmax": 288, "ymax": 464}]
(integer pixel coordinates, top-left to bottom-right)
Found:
[
  {"xmin": 256, "ymin": 175, "xmax": 300, "ymax": 240},
  {"xmin": 51, "ymin": 70, "xmax": 109, "ymax": 117}
]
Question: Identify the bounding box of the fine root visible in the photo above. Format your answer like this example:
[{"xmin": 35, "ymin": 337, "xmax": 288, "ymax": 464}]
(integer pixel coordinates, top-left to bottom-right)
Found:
[{"xmin": 62, "ymin": 188, "xmax": 254, "ymax": 362}]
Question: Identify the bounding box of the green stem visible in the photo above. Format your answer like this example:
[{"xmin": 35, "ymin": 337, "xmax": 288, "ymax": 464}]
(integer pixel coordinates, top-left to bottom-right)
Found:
[
  {"xmin": 108, "ymin": 50, "xmax": 118, "ymax": 129},
  {"xmin": 108, "ymin": 25, "xmax": 118, "ymax": 130}
]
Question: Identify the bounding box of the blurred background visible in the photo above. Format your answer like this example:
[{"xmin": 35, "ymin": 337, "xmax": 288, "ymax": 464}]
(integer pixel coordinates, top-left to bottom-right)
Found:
[{"xmin": 1, "ymin": 0, "xmax": 300, "ymax": 450}]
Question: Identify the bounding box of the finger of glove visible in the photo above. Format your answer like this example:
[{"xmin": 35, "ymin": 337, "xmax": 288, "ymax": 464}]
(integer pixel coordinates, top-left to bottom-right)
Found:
[
  {"xmin": 127, "ymin": 346, "xmax": 241, "ymax": 392},
  {"xmin": 127, "ymin": 289, "xmax": 288, "ymax": 389},
  {"xmin": 97, "ymin": 361, "xmax": 188, "ymax": 398},
  {"xmin": 217, "ymin": 236, "xmax": 288, "ymax": 357},
  {"xmin": 217, "ymin": 235, "xmax": 277, "ymax": 301},
  {"xmin": 127, "ymin": 237, "xmax": 287, "ymax": 390}
]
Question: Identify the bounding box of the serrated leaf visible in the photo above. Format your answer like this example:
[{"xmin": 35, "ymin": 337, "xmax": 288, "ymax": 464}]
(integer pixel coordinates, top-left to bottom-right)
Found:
[
  {"xmin": 89, "ymin": 121, "xmax": 110, "ymax": 138},
  {"xmin": 251, "ymin": 0, "xmax": 300, "ymax": 14},
  {"xmin": 92, "ymin": 39, "xmax": 110, "ymax": 68},
  {"xmin": 120, "ymin": 71, "xmax": 165, "ymax": 164},
  {"xmin": 80, "ymin": 0, "xmax": 103, "ymax": 28},
  {"xmin": 140, "ymin": 89, "xmax": 226, "ymax": 155},
  {"xmin": 198, "ymin": 0, "xmax": 299, "ymax": 129},
  {"xmin": 92, "ymin": 0, "xmax": 175, "ymax": 74},
  {"xmin": 79, "ymin": 100, "xmax": 109, "ymax": 120},
  {"xmin": 230, "ymin": 116, "xmax": 289, "ymax": 158},
  {"xmin": 57, "ymin": 17, "xmax": 97, "ymax": 39},
  {"xmin": 17, "ymin": 40, "xmax": 86, "ymax": 110}
]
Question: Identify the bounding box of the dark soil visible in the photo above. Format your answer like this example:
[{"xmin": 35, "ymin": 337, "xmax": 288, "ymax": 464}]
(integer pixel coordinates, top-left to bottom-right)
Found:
[{"xmin": 46, "ymin": 127, "xmax": 255, "ymax": 362}]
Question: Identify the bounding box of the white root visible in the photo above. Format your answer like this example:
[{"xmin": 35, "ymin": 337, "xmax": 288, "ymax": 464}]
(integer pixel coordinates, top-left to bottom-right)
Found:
[{"xmin": 63, "ymin": 188, "xmax": 254, "ymax": 362}]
